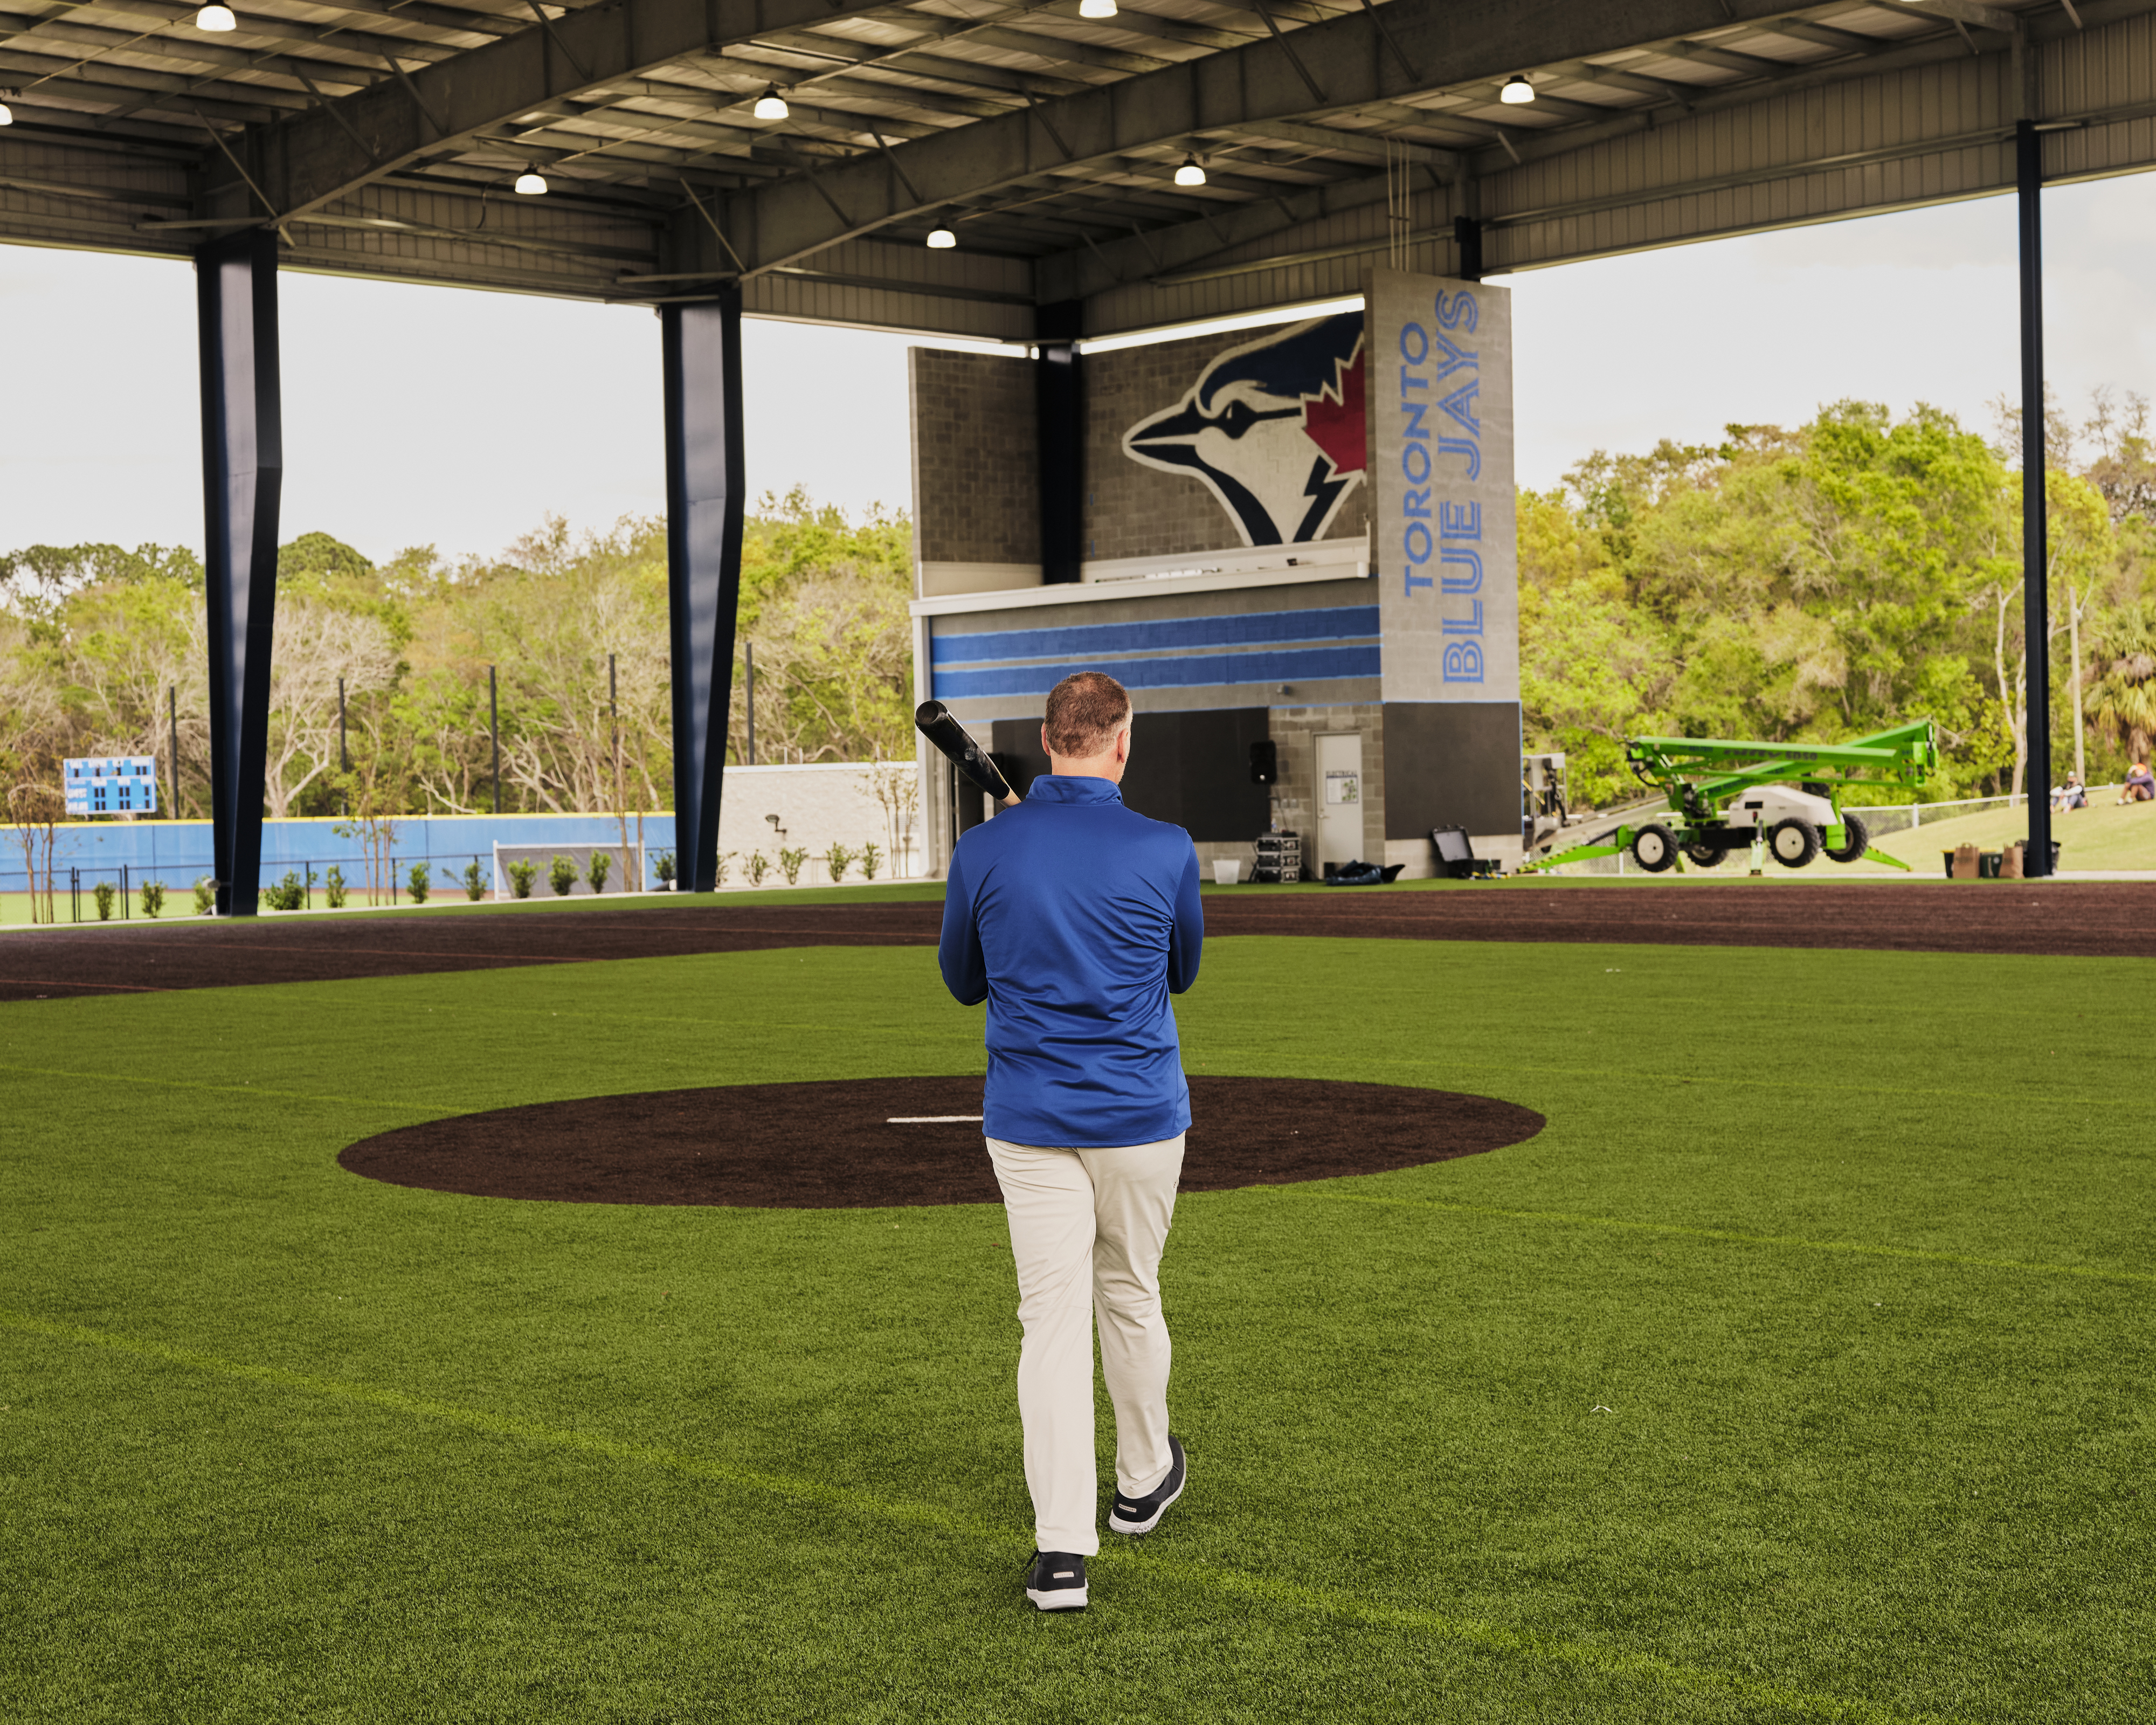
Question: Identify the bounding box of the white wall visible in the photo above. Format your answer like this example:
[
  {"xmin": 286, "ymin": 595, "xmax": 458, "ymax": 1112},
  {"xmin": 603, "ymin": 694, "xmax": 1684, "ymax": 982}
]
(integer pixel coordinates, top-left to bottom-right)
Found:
[{"xmin": 717, "ymin": 763, "xmax": 922, "ymax": 887}]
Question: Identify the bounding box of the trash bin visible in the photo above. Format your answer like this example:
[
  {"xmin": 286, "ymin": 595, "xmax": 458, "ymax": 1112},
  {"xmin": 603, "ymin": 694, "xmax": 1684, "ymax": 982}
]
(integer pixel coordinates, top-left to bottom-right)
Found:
[
  {"xmin": 1212, "ymin": 858, "xmax": 1241, "ymax": 886},
  {"xmin": 1978, "ymin": 850, "xmax": 2003, "ymax": 879}
]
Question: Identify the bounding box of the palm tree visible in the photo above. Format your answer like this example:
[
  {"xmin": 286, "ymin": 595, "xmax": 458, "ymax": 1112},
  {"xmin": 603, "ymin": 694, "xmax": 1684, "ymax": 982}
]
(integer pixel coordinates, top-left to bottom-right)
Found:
[{"xmin": 2090, "ymin": 604, "xmax": 2156, "ymax": 767}]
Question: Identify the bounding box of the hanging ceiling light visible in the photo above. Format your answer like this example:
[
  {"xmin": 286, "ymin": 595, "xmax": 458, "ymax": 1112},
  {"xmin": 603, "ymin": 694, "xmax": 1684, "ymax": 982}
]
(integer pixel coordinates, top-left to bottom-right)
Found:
[
  {"xmin": 753, "ymin": 84, "xmax": 789, "ymax": 120},
  {"xmin": 1173, "ymin": 154, "xmax": 1207, "ymax": 187},
  {"xmin": 514, "ymin": 164, "xmax": 548, "ymax": 195},
  {"xmin": 196, "ymin": 3, "xmax": 237, "ymax": 28},
  {"xmin": 925, "ymin": 224, "xmax": 957, "ymax": 250},
  {"xmin": 1078, "ymin": 0, "xmax": 1117, "ymax": 17},
  {"xmin": 1499, "ymin": 74, "xmax": 1535, "ymax": 104},
  {"xmin": 0, "ymin": 89, "xmax": 16, "ymax": 126}
]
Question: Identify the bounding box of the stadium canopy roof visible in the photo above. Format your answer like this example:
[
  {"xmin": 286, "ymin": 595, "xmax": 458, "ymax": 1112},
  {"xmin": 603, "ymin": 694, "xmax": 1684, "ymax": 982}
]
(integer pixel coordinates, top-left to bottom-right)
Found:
[{"xmin": 4, "ymin": 0, "xmax": 2154, "ymax": 339}]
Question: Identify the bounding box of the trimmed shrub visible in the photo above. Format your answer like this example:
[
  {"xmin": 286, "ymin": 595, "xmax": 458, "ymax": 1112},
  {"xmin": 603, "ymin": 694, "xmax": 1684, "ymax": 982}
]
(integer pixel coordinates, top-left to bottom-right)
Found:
[
  {"xmin": 194, "ymin": 876, "xmax": 215, "ymax": 916},
  {"xmin": 548, "ymin": 854, "xmax": 577, "ymax": 896},
  {"xmin": 459, "ymin": 860, "xmax": 485, "ymax": 901},
  {"xmin": 406, "ymin": 861, "xmax": 431, "ymax": 904},
  {"xmin": 587, "ymin": 851, "xmax": 612, "ymax": 894},
  {"xmin": 778, "ymin": 846, "xmax": 807, "ymax": 886},
  {"xmin": 860, "ymin": 842, "xmax": 882, "ymax": 882},
  {"xmin": 747, "ymin": 851, "xmax": 769, "ymax": 887},
  {"xmin": 653, "ymin": 848, "xmax": 678, "ymax": 888},
  {"xmin": 93, "ymin": 880, "xmax": 116, "ymax": 921},
  {"xmin": 324, "ymin": 866, "xmax": 348, "ymax": 910},
  {"xmin": 826, "ymin": 843, "xmax": 854, "ymax": 884},
  {"xmin": 140, "ymin": 880, "xmax": 165, "ymax": 918},
  {"xmin": 507, "ymin": 859, "xmax": 538, "ymax": 900}
]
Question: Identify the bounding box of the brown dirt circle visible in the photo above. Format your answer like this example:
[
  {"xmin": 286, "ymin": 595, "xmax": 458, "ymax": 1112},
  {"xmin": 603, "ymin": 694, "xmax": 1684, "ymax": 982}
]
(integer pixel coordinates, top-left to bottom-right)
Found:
[{"xmin": 337, "ymin": 1075, "xmax": 1545, "ymax": 1209}]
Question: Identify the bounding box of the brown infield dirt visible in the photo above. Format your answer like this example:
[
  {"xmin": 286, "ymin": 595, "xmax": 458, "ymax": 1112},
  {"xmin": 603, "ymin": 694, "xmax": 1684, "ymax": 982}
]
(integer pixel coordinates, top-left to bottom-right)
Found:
[
  {"xmin": 3, "ymin": 880, "xmax": 2151, "ymax": 1001},
  {"xmin": 337, "ymin": 1075, "xmax": 1545, "ymax": 1208}
]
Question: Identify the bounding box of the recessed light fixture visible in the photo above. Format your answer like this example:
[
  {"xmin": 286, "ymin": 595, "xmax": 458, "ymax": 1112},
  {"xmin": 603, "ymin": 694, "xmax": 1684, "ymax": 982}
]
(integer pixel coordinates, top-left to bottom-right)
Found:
[
  {"xmin": 1079, "ymin": 0, "xmax": 1117, "ymax": 16},
  {"xmin": 1500, "ymin": 74, "xmax": 1535, "ymax": 105},
  {"xmin": 753, "ymin": 85, "xmax": 789, "ymax": 120},
  {"xmin": 926, "ymin": 225, "xmax": 957, "ymax": 249},
  {"xmin": 514, "ymin": 164, "xmax": 548, "ymax": 195},
  {"xmin": 196, "ymin": 3, "xmax": 237, "ymax": 28},
  {"xmin": 1174, "ymin": 155, "xmax": 1206, "ymax": 187}
]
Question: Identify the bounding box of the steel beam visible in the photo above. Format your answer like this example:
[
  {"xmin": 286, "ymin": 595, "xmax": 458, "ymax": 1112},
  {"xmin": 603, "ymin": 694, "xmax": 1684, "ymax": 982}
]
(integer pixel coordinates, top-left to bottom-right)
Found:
[
  {"xmin": 1036, "ymin": 299, "xmax": 1083, "ymax": 583},
  {"xmin": 195, "ymin": 228, "xmax": 281, "ymax": 919},
  {"xmin": 2019, "ymin": 117, "xmax": 2052, "ymax": 877},
  {"xmin": 662, "ymin": 289, "xmax": 746, "ymax": 894},
  {"xmin": 716, "ymin": 0, "xmax": 1827, "ymax": 273},
  {"xmin": 256, "ymin": 0, "xmax": 901, "ymax": 224}
]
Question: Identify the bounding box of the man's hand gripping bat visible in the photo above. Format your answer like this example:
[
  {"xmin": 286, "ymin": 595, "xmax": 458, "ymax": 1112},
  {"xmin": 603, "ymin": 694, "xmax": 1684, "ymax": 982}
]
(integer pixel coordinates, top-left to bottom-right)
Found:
[{"xmin": 915, "ymin": 700, "xmax": 1020, "ymax": 808}]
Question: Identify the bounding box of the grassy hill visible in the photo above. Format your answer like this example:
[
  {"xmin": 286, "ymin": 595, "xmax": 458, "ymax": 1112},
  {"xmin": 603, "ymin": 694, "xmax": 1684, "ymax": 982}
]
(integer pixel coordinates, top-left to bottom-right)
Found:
[{"xmin": 1833, "ymin": 794, "xmax": 2156, "ymax": 875}]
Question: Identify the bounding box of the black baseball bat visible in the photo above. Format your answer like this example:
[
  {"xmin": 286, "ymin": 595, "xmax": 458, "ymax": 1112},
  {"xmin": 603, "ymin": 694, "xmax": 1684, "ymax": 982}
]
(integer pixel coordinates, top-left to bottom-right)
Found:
[{"xmin": 915, "ymin": 700, "xmax": 1019, "ymax": 806}]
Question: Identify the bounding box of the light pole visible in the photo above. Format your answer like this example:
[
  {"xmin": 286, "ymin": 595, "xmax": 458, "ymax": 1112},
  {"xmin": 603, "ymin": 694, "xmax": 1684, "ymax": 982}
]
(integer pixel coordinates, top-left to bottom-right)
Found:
[{"xmin": 2017, "ymin": 118, "xmax": 2053, "ymax": 877}]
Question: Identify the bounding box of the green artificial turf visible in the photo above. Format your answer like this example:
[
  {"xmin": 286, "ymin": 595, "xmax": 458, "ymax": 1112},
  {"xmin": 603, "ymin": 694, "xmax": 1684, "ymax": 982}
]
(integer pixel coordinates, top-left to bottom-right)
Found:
[{"xmin": 2, "ymin": 930, "xmax": 2151, "ymax": 1723}]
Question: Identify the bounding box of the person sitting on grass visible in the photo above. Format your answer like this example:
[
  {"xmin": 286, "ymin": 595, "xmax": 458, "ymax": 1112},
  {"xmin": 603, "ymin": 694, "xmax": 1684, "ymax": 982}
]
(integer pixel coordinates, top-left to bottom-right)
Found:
[
  {"xmin": 2120, "ymin": 763, "xmax": 2155, "ymax": 804},
  {"xmin": 2052, "ymin": 772, "xmax": 2088, "ymax": 813}
]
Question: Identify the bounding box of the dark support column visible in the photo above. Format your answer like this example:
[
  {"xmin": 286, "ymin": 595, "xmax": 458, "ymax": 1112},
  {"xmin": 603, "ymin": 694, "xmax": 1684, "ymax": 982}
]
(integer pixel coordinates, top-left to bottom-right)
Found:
[
  {"xmin": 195, "ymin": 230, "xmax": 282, "ymax": 917},
  {"xmin": 661, "ymin": 290, "xmax": 747, "ymax": 893},
  {"xmin": 1453, "ymin": 216, "xmax": 1484, "ymax": 281},
  {"xmin": 1036, "ymin": 299, "xmax": 1085, "ymax": 584},
  {"xmin": 2019, "ymin": 120, "xmax": 2053, "ymax": 877}
]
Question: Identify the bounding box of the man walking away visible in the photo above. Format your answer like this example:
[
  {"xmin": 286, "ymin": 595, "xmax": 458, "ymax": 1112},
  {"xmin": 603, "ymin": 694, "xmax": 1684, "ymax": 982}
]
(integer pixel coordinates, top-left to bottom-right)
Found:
[{"xmin": 938, "ymin": 670, "xmax": 1204, "ymax": 1612}]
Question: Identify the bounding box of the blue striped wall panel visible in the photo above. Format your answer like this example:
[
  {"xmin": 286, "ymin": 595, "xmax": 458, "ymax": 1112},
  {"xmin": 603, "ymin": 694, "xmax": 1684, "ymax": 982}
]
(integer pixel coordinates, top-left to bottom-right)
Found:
[
  {"xmin": 930, "ymin": 605, "xmax": 1379, "ymax": 667},
  {"xmin": 932, "ymin": 644, "xmax": 1380, "ymax": 701}
]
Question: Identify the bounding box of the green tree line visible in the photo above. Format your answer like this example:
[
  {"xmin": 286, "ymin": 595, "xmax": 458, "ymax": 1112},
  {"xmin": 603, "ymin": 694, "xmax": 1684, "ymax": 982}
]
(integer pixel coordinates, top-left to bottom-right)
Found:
[
  {"xmin": 8, "ymin": 394, "xmax": 2156, "ymax": 833},
  {"xmin": 0, "ymin": 488, "xmax": 914, "ymax": 829},
  {"xmin": 1521, "ymin": 391, "xmax": 2156, "ymax": 809}
]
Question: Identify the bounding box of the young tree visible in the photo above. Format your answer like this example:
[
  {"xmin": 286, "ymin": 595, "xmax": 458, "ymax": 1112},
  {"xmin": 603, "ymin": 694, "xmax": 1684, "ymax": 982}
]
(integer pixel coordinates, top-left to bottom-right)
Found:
[{"xmin": 2041, "ymin": 471, "xmax": 2115, "ymax": 788}]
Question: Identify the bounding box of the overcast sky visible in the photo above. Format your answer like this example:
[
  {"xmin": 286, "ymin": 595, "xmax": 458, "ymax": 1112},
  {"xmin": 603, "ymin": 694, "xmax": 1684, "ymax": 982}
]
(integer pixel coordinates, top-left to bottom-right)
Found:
[{"xmin": 4, "ymin": 171, "xmax": 2154, "ymax": 564}]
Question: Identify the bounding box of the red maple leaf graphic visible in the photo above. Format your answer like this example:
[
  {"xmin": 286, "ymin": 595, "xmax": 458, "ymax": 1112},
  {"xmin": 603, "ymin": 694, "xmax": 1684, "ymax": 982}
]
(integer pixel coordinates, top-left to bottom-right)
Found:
[{"xmin": 1301, "ymin": 343, "xmax": 1366, "ymax": 477}]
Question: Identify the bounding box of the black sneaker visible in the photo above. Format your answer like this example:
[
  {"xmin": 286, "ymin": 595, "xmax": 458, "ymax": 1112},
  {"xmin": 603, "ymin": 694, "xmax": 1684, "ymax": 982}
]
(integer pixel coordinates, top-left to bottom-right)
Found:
[
  {"xmin": 1024, "ymin": 1550, "xmax": 1087, "ymax": 1611},
  {"xmin": 1108, "ymin": 1435, "xmax": 1186, "ymax": 1535}
]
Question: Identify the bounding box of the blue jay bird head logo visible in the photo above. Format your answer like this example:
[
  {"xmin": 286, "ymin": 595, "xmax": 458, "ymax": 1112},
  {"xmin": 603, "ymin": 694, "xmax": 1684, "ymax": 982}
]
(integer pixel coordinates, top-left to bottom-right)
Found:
[{"xmin": 1122, "ymin": 311, "xmax": 1366, "ymax": 548}]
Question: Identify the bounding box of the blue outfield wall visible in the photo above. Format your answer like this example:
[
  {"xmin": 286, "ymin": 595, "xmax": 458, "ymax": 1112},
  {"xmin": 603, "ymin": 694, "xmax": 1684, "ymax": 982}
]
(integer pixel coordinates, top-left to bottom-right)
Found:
[{"xmin": 19, "ymin": 813, "xmax": 682, "ymax": 891}]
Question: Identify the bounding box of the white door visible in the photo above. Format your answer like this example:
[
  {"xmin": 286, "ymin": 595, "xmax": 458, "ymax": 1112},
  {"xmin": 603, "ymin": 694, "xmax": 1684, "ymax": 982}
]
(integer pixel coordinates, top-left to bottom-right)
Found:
[{"xmin": 1315, "ymin": 733, "xmax": 1363, "ymax": 874}]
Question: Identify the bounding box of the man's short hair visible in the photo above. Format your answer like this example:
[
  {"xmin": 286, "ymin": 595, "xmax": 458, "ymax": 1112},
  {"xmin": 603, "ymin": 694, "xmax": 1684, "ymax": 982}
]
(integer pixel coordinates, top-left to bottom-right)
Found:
[{"xmin": 1044, "ymin": 671, "xmax": 1132, "ymax": 759}]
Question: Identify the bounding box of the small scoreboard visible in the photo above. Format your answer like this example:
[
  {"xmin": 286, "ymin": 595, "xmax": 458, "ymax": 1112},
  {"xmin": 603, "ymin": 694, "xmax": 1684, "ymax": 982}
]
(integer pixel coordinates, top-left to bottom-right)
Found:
[{"xmin": 64, "ymin": 756, "xmax": 160, "ymax": 816}]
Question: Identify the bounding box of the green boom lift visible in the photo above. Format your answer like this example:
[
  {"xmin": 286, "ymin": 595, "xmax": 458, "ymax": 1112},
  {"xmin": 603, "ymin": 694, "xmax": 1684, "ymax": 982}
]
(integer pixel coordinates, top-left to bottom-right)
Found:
[{"xmin": 1530, "ymin": 720, "xmax": 1939, "ymax": 875}]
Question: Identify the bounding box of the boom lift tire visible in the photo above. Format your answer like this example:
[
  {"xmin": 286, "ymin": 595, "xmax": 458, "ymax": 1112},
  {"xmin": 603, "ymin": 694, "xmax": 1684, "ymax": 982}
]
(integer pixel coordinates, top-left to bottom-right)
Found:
[
  {"xmin": 1822, "ymin": 811, "xmax": 1870, "ymax": 864},
  {"xmin": 1683, "ymin": 842, "xmax": 1728, "ymax": 868},
  {"xmin": 1631, "ymin": 823, "xmax": 1678, "ymax": 872},
  {"xmin": 1769, "ymin": 819, "xmax": 1820, "ymax": 868}
]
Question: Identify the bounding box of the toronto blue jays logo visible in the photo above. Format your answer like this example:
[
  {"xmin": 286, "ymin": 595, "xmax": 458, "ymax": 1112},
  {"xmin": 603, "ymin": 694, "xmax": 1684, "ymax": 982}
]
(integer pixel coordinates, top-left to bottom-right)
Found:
[{"xmin": 1122, "ymin": 311, "xmax": 1367, "ymax": 548}]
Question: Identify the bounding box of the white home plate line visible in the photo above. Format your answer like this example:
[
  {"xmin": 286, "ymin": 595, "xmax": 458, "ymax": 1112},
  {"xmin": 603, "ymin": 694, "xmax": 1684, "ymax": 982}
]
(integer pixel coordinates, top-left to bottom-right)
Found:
[{"xmin": 887, "ymin": 1115, "xmax": 984, "ymax": 1124}]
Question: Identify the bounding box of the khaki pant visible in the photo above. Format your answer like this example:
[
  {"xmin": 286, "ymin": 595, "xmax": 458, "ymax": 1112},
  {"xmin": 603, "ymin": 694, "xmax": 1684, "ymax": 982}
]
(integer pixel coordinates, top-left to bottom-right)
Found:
[{"xmin": 986, "ymin": 1134, "xmax": 1184, "ymax": 1556}]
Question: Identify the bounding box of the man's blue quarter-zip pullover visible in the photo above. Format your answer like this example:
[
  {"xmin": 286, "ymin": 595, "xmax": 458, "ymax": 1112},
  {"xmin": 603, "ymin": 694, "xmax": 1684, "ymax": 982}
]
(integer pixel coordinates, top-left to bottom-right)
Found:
[{"xmin": 938, "ymin": 774, "xmax": 1204, "ymax": 1148}]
